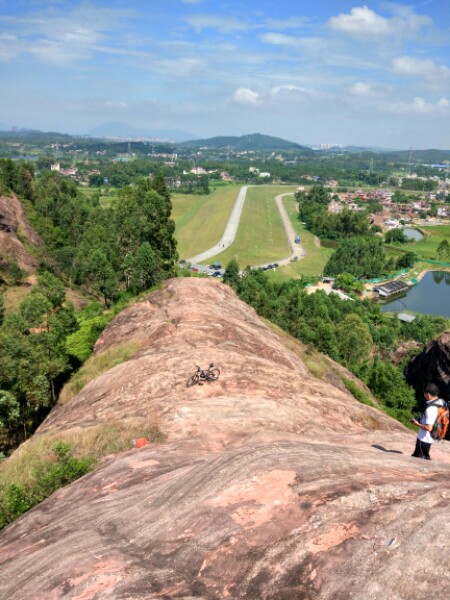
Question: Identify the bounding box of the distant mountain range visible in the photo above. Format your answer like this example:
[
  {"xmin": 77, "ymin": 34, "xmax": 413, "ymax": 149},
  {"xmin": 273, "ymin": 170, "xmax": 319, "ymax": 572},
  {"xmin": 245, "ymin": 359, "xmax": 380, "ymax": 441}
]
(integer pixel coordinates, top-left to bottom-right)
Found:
[
  {"xmin": 85, "ymin": 122, "xmax": 198, "ymax": 143},
  {"xmin": 180, "ymin": 133, "xmax": 313, "ymax": 152},
  {"xmin": 381, "ymin": 149, "xmax": 450, "ymax": 163}
]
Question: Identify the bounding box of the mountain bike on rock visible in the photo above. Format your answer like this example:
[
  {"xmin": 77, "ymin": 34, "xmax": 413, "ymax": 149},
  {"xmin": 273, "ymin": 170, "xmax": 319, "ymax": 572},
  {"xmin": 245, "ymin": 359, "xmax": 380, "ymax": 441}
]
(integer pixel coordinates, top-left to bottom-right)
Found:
[{"xmin": 187, "ymin": 363, "xmax": 220, "ymax": 387}]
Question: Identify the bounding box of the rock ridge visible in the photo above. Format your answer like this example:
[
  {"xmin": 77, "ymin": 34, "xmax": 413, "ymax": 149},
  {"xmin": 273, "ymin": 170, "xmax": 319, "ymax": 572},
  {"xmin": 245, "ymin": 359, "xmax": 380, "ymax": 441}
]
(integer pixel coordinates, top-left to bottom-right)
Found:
[
  {"xmin": 1, "ymin": 278, "xmax": 450, "ymax": 600},
  {"xmin": 0, "ymin": 193, "xmax": 41, "ymax": 273}
]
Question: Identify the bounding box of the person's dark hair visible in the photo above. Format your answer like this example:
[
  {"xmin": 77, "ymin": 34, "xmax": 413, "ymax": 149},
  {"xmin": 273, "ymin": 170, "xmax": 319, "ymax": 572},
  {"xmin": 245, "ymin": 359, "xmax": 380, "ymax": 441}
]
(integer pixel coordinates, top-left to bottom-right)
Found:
[{"xmin": 424, "ymin": 383, "xmax": 440, "ymax": 397}]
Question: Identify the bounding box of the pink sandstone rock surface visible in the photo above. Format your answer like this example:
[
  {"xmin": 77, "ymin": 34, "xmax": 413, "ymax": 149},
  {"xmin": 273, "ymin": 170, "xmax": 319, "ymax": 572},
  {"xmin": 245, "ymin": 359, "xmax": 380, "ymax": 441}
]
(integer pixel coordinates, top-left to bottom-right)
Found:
[
  {"xmin": 0, "ymin": 193, "xmax": 42, "ymax": 273},
  {"xmin": 1, "ymin": 277, "xmax": 450, "ymax": 599}
]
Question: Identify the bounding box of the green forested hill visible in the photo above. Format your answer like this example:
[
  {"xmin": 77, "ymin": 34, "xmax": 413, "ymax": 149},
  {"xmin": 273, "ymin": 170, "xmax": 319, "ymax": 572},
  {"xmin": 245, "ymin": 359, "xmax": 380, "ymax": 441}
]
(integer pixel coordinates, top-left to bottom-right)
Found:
[
  {"xmin": 180, "ymin": 133, "xmax": 313, "ymax": 152},
  {"xmin": 381, "ymin": 149, "xmax": 450, "ymax": 163}
]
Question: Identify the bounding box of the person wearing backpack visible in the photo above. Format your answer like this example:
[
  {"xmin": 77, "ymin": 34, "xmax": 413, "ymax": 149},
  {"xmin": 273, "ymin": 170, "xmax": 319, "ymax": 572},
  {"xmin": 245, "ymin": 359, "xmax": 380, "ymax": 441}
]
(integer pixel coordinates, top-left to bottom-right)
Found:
[{"xmin": 411, "ymin": 383, "xmax": 448, "ymax": 460}]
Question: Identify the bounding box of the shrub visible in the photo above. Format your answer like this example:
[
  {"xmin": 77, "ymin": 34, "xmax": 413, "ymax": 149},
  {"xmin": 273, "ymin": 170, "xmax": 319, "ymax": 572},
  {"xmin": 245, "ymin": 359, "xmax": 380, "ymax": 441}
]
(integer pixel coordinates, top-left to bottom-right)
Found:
[
  {"xmin": 66, "ymin": 314, "xmax": 111, "ymax": 362},
  {"xmin": 341, "ymin": 377, "xmax": 375, "ymax": 407},
  {"xmin": 0, "ymin": 441, "xmax": 95, "ymax": 529},
  {"xmin": 32, "ymin": 441, "xmax": 94, "ymax": 500}
]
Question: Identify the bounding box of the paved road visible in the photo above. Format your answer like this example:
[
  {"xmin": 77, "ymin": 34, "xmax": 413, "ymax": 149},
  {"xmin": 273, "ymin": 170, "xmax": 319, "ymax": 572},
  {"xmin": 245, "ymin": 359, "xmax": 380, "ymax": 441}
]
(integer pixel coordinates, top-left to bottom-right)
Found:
[
  {"xmin": 186, "ymin": 186, "xmax": 249, "ymax": 264},
  {"xmin": 185, "ymin": 187, "xmax": 305, "ymax": 272},
  {"xmin": 272, "ymin": 193, "xmax": 305, "ymax": 267}
]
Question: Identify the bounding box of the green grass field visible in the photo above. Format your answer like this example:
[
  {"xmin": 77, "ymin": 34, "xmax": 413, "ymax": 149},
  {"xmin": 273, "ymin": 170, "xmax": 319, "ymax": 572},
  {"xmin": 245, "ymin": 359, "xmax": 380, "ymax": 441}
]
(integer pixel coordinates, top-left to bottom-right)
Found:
[
  {"xmin": 172, "ymin": 184, "xmax": 240, "ymax": 259},
  {"xmin": 407, "ymin": 224, "xmax": 450, "ymax": 260},
  {"xmin": 80, "ymin": 187, "xmax": 118, "ymax": 208},
  {"xmin": 201, "ymin": 186, "xmax": 295, "ymax": 267},
  {"xmin": 173, "ymin": 184, "xmax": 333, "ymax": 276},
  {"xmin": 266, "ymin": 196, "xmax": 333, "ymax": 281}
]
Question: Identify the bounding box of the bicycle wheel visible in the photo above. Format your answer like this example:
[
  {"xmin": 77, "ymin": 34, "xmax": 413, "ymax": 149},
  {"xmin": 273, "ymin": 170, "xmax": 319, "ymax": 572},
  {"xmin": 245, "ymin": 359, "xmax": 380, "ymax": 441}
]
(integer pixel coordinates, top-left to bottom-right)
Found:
[
  {"xmin": 207, "ymin": 368, "xmax": 220, "ymax": 381},
  {"xmin": 187, "ymin": 373, "xmax": 200, "ymax": 387}
]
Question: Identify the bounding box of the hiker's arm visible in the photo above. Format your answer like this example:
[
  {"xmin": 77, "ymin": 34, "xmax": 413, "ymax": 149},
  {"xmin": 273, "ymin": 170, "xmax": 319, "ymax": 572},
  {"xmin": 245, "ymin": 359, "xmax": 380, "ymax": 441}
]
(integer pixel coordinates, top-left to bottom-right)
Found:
[{"xmin": 411, "ymin": 419, "xmax": 433, "ymax": 432}]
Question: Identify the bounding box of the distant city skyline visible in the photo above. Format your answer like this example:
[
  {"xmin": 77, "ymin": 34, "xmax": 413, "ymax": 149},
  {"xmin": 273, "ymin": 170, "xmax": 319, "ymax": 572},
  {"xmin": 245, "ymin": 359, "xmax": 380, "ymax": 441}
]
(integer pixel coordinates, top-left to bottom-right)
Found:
[{"xmin": 1, "ymin": 1, "xmax": 450, "ymax": 148}]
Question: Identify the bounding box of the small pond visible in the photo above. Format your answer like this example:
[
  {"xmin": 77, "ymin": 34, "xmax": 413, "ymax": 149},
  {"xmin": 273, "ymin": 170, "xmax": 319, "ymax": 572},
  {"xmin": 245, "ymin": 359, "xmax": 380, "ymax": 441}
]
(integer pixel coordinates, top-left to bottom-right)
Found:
[
  {"xmin": 380, "ymin": 271, "xmax": 450, "ymax": 317},
  {"xmin": 403, "ymin": 227, "xmax": 424, "ymax": 241}
]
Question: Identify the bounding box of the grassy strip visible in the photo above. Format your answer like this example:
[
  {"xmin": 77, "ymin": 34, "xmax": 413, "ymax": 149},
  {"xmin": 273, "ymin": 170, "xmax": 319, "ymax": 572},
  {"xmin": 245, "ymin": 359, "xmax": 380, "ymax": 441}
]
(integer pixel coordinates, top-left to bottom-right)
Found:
[
  {"xmin": 2, "ymin": 285, "xmax": 33, "ymax": 313},
  {"xmin": 406, "ymin": 224, "xmax": 450, "ymax": 260},
  {"xmin": 80, "ymin": 187, "xmax": 118, "ymax": 209},
  {"xmin": 0, "ymin": 441, "xmax": 94, "ymax": 529},
  {"xmin": 202, "ymin": 186, "xmax": 295, "ymax": 267},
  {"xmin": 266, "ymin": 196, "xmax": 333, "ymax": 282},
  {"xmin": 0, "ymin": 420, "xmax": 165, "ymax": 529},
  {"xmin": 60, "ymin": 340, "xmax": 143, "ymax": 404},
  {"xmin": 0, "ymin": 419, "xmax": 164, "ymax": 489},
  {"xmin": 340, "ymin": 377, "xmax": 375, "ymax": 407},
  {"xmin": 172, "ymin": 184, "xmax": 240, "ymax": 259}
]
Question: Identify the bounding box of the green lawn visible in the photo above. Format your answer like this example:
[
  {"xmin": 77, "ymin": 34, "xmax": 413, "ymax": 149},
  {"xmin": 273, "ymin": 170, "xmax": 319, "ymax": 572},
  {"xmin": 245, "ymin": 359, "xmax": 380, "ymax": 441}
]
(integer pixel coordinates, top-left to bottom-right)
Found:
[
  {"xmin": 172, "ymin": 184, "xmax": 240, "ymax": 259},
  {"xmin": 202, "ymin": 186, "xmax": 295, "ymax": 267},
  {"xmin": 407, "ymin": 224, "xmax": 450, "ymax": 260},
  {"xmin": 80, "ymin": 187, "xmax": 118, "ymax": 208},
  {"xmin": 266, "ymin": 196, "xmax": 333, "ymax": 281}
]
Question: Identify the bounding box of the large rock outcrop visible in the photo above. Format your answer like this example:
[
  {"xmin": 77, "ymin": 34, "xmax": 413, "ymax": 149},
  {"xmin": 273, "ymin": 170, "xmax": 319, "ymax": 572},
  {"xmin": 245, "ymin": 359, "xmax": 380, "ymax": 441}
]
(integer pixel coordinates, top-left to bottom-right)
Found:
[
  {"xmin": 1, "ymin": 278, "xmax": 450, "ymax": 600},
  {"xmin": 0, "ymin": 193, "xmax": 41, "ymax": 273},
  {"xmin": 406, "ymin": 331, "xmax": 450, "ymax": 400}
]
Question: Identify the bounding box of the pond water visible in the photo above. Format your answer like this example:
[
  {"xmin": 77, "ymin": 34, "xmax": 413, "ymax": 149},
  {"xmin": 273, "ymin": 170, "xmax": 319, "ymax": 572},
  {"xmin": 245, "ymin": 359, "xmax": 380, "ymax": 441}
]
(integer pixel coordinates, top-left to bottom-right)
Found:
[
  {"xmin": 381, "ymin": 271, "xmax": 450, "ymax": 317},
  {"xmin": 403, "ymin": 227, "xmax": 424, "ymax": 241}
]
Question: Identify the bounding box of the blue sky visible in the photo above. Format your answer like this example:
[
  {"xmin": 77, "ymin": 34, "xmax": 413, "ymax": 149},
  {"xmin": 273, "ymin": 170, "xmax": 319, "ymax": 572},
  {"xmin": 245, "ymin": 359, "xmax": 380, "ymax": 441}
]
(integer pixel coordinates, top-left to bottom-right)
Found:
[{"xmin": 1, "ymin": 0, "xmax": 450, "ymax": 147}]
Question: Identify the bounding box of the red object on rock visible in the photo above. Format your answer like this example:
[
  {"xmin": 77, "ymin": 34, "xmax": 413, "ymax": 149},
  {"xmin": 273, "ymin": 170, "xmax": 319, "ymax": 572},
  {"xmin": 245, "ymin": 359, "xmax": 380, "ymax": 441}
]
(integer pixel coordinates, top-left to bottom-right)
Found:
[{"xmin": 133, "ymin": 437, "xmax": 149, "ymax": 448}]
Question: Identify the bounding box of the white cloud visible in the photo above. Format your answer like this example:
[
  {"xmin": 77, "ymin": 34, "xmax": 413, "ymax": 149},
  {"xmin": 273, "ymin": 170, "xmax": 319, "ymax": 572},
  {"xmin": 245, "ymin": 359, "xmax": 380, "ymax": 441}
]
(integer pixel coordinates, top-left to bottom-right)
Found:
[
  {"xmin": 0, "ymin": 33, "xmax": 21, "ymax": 62},
  {"xmin": 232, "ymin": 88, "xmax": 260, "ymax": 105},
  {"xmin": 29, "ymin": 40, "xmax": 91, "ymax": 65},
  {"xmin": 349, "ymin": 82, "xmax": 373, "ymax": 96},
  {"xmin": 263, "ymin": 17, "xmax": 310, "ymax": 31},
  {"xmin": 392, "ymin": 56, "xmax": 450, "ymax": 80},
  {"xmin": 260, "ymin": 33, "xmax": 325, "ymax": 49},
  {"xmin": 0, "ymin": 5, "xmax": 134, "ymax": 65},
  {"xmin": 271, "ymin": 85, "xmax": 324, "ymax": 100},
  {"xmin": 387, "ymin": 96, "xmax": 449, "ymax": 114},
  {"xmin": 102, "ymin": 101, "xmax": 129, "ymax": 110},
  {"xmin": 184, "ymin": 14, "xmax": 248, "ymax": 33},
  {"xmin": 328, "ymin": 5, "xmax": 431, "ymax": 39}
]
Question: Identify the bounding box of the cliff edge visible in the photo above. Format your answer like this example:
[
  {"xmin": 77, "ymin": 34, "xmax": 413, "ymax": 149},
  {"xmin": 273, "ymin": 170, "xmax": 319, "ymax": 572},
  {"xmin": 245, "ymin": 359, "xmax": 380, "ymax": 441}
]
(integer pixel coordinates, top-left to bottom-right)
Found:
[
  {"xmin": 0, "ymin": 193, "xmax": 41, "ymax": 274},
  {"xmin": 1, "ymin": 278, "xmax": 450, "ymax": 600}
]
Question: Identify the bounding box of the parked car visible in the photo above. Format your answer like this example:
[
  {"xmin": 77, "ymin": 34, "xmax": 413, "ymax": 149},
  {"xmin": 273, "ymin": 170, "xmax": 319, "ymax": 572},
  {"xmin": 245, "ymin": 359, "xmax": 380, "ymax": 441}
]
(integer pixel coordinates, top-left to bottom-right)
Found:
[{"xmin": 191, "ymin": 267, "xmax": 199, "ymax": 272}]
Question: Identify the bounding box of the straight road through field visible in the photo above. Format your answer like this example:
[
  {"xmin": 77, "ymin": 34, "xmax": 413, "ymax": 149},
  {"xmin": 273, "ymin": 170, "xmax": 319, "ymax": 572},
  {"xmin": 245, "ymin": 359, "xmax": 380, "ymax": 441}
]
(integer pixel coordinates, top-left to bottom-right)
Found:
[
  {"xmin": 255, "ymin": 193, "xmax": 305, "ymax": 269},
  {"xmin": 186, "ymin": 185, "xmax": 248, "ymax": 264},
  {"xmin": 274, "ymin": 193, "xmax": 305, "ymax": 265}
]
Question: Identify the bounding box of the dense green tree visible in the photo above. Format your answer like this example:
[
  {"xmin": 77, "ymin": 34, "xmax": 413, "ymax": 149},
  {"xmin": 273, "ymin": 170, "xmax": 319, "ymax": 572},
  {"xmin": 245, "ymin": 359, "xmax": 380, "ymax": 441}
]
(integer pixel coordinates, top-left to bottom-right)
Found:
[
  {"xmin": 437, "ymin": 239, "xmax": 450, "ymax": 259},
  {"xmin": 396, "ymin": 251, "xmax": 417, "ymax": 270},
  {"xmin": 367, "ymin": 358, "xmax": 415, "ymax": 413},
  {"xmin": 223, "ymin": 258, "xmax": 240, "ymax": 289},
  {"xmin": 20, "ymin": 293, "xmax": 52, "ymax": 328},
  {"xmin": 335, "ymin": 314, "xmax": 373, "ymax": 364},
  {"xmin": 131, "ymin": 242, "xmax": 160, "ymax": 291},
  {"xmin": 324, "ymin": 237, "xmax": 385, "ymax": 278},
  {"xmin": 385, "ymin": 228, "xmax": 408, "ymax": 244},
  {"xmin": 88, "ymin": 174, "xmax": 103, "ymax": 187},
  {"xmin": 334, "ymin": 272, "xmax": 357, "ymax": 293},
  {"xmin": 33, "ymin": 272, "xmax": 66, "ymax": 309},
  {"xmin": 0, "ymin": 390, "xmax": 21, "ymax": 444}
]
